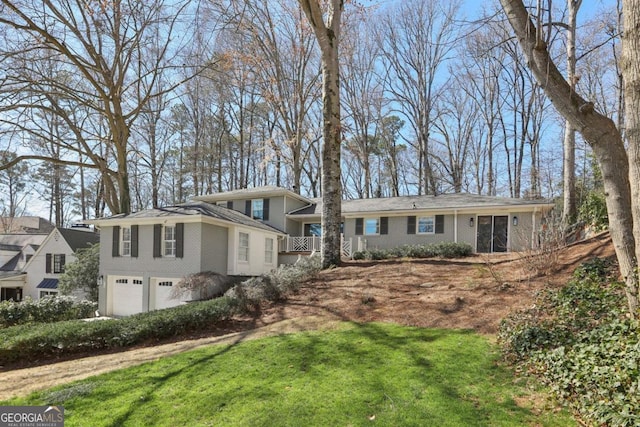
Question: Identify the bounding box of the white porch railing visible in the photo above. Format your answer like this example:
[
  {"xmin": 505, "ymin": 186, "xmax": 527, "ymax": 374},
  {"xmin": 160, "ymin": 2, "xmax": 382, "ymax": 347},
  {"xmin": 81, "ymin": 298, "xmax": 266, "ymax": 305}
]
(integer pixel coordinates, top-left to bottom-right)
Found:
[{"xmin": 280, "ymin": 235, "xmax": 353, "ymax": 259}]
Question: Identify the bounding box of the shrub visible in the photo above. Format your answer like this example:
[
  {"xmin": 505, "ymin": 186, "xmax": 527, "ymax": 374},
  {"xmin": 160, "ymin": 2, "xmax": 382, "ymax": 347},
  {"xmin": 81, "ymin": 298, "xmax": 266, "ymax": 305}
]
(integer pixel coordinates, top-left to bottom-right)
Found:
[
  {"xmin": 353, "ymin": 242, "xmax": 472, "ymax": 261},
  {"xmin": 225, "ymin": 254, "xmax": 322, "ymax": 310},
  {"xmin": 578, "ymin": 190, "xmax": 608, "ymax": 231},
  {"xmin": 171, "ymin": 271, "xmax": 234, "ymax": 301},
  {"xmin": 0, "ymin": 296, "xmax": 97, "ymax": 328},
  {"xmin": 58, "ymin": 243, "xmax": 100, "ymax": 301},
  {"xmin": 498, "ymin": 257, "xmax": 638, "ymax": 426},
  {"xmin": 0, "ymin": 255, "xmax": 324, "ymax": 365},
  {"xmin": 0, "ymin": 296, "xmax": 240, "ymax": 364}
]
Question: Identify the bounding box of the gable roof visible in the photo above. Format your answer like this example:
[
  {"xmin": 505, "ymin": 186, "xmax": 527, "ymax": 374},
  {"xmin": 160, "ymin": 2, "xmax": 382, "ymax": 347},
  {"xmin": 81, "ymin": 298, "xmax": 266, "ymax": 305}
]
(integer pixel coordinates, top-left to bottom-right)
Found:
[
  {"xmin": 193, "ymin": 186, "xmax": 313, "ymax": 205},
  {"xmin": 87, "ymin": 201, "xmax": 285, "ymax": 234},
  {"xmin": 289, "ymin": 193, "xmax": 554, "ymax": 217},
  {"xmin": 0, "ymin": 252, "xmax": 21, "ymax": 272},
  {"xmin": 58, "ymin": 228, "xmax": 100, "ymax": 251}
]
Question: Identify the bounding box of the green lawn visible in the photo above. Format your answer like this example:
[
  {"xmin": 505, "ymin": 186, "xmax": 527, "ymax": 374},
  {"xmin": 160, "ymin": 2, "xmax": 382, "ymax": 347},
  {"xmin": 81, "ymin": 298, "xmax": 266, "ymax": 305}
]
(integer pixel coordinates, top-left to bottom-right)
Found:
[{"xmin": 2, "ymin": 322, "xmax": 574, "ymax": 427}]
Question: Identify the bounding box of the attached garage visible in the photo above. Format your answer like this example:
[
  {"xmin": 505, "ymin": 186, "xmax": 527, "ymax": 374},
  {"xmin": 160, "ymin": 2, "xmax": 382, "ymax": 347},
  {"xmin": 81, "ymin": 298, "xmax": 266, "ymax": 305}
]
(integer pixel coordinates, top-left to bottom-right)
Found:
[
  {"xmin": 150, "ymin": 277, "xmax": 182, "ymax": 311},
  {"xmin": 108, "ymin": 275, "xmax": 143, "ymax": 317}
]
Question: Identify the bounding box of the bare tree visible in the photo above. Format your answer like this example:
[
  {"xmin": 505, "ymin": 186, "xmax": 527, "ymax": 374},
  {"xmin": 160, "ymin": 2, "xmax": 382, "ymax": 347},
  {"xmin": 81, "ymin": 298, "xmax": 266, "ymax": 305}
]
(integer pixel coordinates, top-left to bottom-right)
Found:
[
  {"xmin": 500, "ymin": 0, "xmax": 638, "ymax": 315},
  {"xmin": 561, "ymin": 0, "xmax": 581, "ymax": 224},
  {"xmin": 0, "ymin": 150, "xmax": 29, "ymax": 218},
  {"xmin": 377, "ymin": 0, "xmax": 461, "ymax": 195},
  {"xmin": 0, "ymin": 0, "xmax": 197, "ymax": 214},
  {"xmin": 431, "ymin": 79, "xmax": 477, "ymax": 193},
  {"xmin": 341, "ymin": 11, "xmax": 386, "ymax": 198}
]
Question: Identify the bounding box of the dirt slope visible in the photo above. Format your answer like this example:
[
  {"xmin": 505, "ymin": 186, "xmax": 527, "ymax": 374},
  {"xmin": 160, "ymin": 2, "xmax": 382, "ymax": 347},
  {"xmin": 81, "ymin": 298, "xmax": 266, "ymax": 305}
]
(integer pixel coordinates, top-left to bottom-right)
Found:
[
  {"xmin": 251, "ymin": 231, "xmax": 615, "ymax": 334},
  {"xmin": 0, "ymin": 232, "xmax": 615, "ymax": 400}
]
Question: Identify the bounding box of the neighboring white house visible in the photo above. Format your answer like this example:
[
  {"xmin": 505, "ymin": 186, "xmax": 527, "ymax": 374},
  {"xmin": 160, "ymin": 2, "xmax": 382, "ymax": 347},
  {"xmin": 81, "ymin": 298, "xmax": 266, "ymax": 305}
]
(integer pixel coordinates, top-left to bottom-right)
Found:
[
  {"xmin": 0, "ymin": 232, "xmax": 51, "ymax": 302},
  {"xmin": 86, "ymin": 201, "xmax": 285, "ymax": 317},
  {"xmin": 22, "ymin": 227, "xmax": 99, "ymax": 300}
]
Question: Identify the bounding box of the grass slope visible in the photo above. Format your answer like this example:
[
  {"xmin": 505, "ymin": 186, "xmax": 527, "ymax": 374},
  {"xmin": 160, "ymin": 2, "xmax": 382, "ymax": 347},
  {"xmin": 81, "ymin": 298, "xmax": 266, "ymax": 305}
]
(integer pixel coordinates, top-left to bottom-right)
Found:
[{"xmin": 3, "ymin": 323, "xmax": 573, "ymax": 427}]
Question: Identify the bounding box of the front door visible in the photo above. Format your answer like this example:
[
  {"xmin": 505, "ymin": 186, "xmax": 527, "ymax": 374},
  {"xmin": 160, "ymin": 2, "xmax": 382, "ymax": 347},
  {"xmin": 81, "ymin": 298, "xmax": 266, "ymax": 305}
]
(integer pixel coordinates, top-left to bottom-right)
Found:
[{"xmin": 476, "ymin": 215, "xmax": 508, "ymax": 253}]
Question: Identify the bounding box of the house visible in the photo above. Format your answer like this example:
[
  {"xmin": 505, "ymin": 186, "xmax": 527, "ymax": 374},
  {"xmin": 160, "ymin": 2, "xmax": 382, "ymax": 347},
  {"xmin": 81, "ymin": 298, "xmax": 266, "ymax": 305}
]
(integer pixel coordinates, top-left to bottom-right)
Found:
[
  {"xmin": 0, "ymin": 232, "xmax": 51, "ymax": 301},
  {"xmin": 22, "ymin": 227, "xmax": 99, "ymax": 300},
  {"xmin": 0, "ymin": 226, "xmax": 99, "ymax": 302},
  {"xmin": 89, "ymin": 187, "xmax": 553, "ymax": 317},
  {"xmin": 86, "ymin": 201, "xmax": 285, "ymax": 317},
  {"xmin": 194, "ymin": 186, "xmax": 555, "ymax": 261}
]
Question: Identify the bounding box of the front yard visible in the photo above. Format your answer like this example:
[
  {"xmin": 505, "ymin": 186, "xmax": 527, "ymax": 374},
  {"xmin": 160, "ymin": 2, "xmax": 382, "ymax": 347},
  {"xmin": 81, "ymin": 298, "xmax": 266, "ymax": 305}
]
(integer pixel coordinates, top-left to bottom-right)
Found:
[{"xmin": 1, "ymin": 322, "xmax": 574, "ymax": 427}]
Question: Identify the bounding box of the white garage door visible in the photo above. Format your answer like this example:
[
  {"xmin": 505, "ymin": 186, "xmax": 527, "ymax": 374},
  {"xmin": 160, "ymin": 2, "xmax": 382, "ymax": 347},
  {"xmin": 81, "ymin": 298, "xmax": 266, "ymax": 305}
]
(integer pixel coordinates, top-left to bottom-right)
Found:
[
  {"xmin": 109, "ymin": 276, "xmax": 143, "ymax": 316},
  {"xmin": 151, "ymin": 278, "xmax": 182, "ymax": 311}
]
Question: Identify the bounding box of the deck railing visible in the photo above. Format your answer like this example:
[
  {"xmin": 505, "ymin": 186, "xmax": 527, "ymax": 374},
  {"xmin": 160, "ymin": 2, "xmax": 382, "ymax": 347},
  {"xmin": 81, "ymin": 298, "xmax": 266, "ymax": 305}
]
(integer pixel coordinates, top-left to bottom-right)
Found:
[{"xmin": 280, "ymin": 235, "xmax": 353, "ymax": 258}]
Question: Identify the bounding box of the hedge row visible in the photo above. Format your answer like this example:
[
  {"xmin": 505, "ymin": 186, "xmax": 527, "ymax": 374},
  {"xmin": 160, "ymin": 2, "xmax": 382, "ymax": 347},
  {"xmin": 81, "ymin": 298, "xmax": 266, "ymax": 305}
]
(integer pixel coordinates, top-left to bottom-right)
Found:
[
  {"xmin": 0, "ymin": 256, "xmax": 322, "ymax": 365},
  {"xmin": 0, "ymin": 296, "xmax": 97, "ymax": 328},
  {"xmin": 0, "ymin": 296, "xmax": 240, "ymax": 364},
  {"xmin": 498, "ymin": 257, "xmax": 639, "ymax": 426},
  {"xmin": 352, "ymin": 241, "xmax": 473, "ymax": 261}
]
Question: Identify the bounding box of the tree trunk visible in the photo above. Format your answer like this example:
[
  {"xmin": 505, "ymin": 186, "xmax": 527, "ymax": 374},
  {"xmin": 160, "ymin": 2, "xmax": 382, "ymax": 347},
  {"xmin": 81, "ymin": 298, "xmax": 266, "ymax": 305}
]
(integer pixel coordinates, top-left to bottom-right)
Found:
[
  {"xmin": 298, "ymin": 0, "xmax": 344, "ymax": 268},
  {"xmin": 562, "ymin": 0, "xmax": 580, "ymax": 225},
  {"xmin": 622, "ymin": 0, "xmax": 640, "ymax": 315},
  {"xmin": 500, "ymin": 0, "xmax": 638, "ymax": 316}
]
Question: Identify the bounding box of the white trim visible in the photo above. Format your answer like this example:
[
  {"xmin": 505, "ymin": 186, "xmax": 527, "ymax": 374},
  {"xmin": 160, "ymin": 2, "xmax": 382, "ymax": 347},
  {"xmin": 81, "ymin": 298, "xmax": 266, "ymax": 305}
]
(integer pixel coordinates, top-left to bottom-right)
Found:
[
  {"xmin": 363, "ymin": 217, "xmax": 380, "ymax": 236},
  {"xmin": 416, "ymin": 216, "xmax": 436, "ymax": 234}
]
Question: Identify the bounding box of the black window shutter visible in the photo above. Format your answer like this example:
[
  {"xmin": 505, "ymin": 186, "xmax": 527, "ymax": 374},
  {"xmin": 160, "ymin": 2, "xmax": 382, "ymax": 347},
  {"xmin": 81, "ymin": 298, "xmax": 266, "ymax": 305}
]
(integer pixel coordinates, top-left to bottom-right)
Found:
[
  {"xmin": 407, "ymin": 216, "xmax": 416, "ymax": 234},
  {"xmin": 355, "ymin": 218, "xmax": 363, "ymax": 235},
  {"xmin": 227, "ymin": 201, "xmax": 233, "ymax": 209},
  {"xmin": 45, "ymin": 253, "xmax": 52, "ymax": 273},
  {"xmin": 153, "ymin": 224, "xmax": 162, "ymax": 258},
  {"xmin": 263, "ymin": 198, "xmax": 270, "ymax": 220},
  {"xmin": 112, "ymin": 226, "xmax": 120, "ymax": 257},
  {"xmin": 176, "ymin": 223, "xmax": 184, "ymax": 258},
  {"xmin": 435, "ymin": 215, "xmax": 444, "ymax": 234},
  {"xmin": 131, "ymin": 225, "xmax": 139, "ymax": 258},
  {"xmin": 245, "ymin": 200, "xmax": 251, "ymax": 216},
  {"xmin": 60, "ymin": 254, "xmax": 66, "ymax": 272},
  {"xmin": 380, "ymin": 217, "xmax": 389, "ymax": 235}
]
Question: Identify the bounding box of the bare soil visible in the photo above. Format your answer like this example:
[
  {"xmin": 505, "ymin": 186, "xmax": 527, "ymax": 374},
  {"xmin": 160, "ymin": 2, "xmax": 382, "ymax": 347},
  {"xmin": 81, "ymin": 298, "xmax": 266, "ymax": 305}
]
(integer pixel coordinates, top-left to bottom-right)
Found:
[{"xmin": 0, "ymin": 233, "xmax": 615, "ymax": 401}]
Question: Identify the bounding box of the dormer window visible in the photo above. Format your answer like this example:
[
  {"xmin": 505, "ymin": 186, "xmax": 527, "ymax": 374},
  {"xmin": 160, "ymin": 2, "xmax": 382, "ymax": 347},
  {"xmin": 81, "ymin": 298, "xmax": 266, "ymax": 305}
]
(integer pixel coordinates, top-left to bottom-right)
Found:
[
  {"xmin": 252, "ymin": 199, "xmax": 264, "ymax": 220},
  {"xmin": 245, "ymin": 198, "xmax": 270, "ymax": 221}
]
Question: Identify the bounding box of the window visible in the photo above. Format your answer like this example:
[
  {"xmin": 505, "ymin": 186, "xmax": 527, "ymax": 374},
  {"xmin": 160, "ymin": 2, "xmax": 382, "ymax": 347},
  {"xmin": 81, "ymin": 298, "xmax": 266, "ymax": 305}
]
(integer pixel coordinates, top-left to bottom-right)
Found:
[
  {"xmin": 46, "ymin": 253, "xmax": 66, "ymax": 274},
  {"xmin": 53, "ymin": 254, "xmax": 65, "ymax": 273},
  {"xmin": 365, "ymin": 218, "xmax": 380, "ymax": 235},
  {"xmin": 265, "ymin": 238, "xmax": 274, "ymax": 264},
  {"xmin": 252, "ymin": 199, "xmax": 264, "ymax": 220},
  {"xmin": 153, "ymin": 223, "xmax": 183, "ymax": 258},
  {"xmin": 39, "ymin": 290, "xmax": 57, "ymax": 299},
  {"xmin": 304, "ymin": 223, "xmax": 322, "ymax": 237},
  {"xmin": 121, "ymin": 227, "xmax": 131, "ymax": 256},
  {"xmin": 164, "ymin": 226, "xmax": 176, "ymax": 257},
  {"xmin": 418, "ymin": 216, "xmax": 435, "ymax": 234},
  {"xmin": 25, "ymin": 254, "xmax": 32, "ymax": 263},
  {"xmin": 239, "ymin": 232, "xmax": 250, "ymax": 262}
]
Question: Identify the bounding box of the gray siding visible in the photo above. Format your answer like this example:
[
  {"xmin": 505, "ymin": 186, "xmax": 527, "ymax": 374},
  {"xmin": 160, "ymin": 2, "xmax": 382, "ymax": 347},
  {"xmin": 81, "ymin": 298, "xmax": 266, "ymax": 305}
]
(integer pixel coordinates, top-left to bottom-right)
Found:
[
  {"xmin": 510, "ymin": 211, "xmax": 535, "ymax": 251},
  {"xmin": 228, "ymin": 196, "xmax": 288, "ymax": 232},
  {"xmin": 200, "ymin": 222, "xmax": 228, "ymax": 272},
  {"xmin": 345, "ymin": 215, "xmax": 456, "ymax": 250}
]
